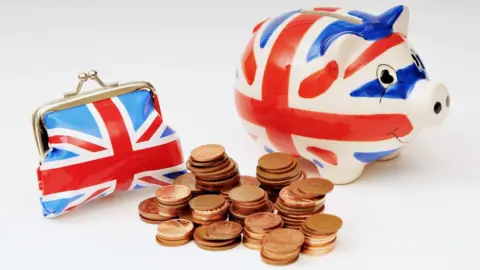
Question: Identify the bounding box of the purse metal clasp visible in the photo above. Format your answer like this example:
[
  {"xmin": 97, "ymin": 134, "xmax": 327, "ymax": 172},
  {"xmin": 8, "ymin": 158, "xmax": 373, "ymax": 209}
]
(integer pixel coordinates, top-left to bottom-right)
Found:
[{"xmin": 63, "ymin": 70, "xmax": 118, "ymax": 98}]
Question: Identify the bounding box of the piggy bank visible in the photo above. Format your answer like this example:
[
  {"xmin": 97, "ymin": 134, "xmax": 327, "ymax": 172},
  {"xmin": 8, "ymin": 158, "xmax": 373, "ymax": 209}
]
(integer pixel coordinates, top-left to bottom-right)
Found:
[{"xmin": 234, "ymin": 5, "xmax": 450, "ymax": 184}]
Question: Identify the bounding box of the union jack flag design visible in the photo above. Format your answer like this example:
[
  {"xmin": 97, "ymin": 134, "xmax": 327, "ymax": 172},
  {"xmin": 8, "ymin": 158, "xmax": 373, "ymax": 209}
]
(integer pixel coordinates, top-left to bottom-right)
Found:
[
  {"xmin": 235, "ymin": 6, "xmax": 449, "ymax": 184},
  {"xmin": 38, "ymin": 89, "xmax": 186, "ymax": 217}
]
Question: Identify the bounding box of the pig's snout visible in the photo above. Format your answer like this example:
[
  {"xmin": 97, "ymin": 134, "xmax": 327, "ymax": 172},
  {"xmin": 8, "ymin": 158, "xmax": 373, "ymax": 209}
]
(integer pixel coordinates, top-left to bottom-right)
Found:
[{"xmin": 407, "ymin": 80, "xmax": 450, "ymax": 128}]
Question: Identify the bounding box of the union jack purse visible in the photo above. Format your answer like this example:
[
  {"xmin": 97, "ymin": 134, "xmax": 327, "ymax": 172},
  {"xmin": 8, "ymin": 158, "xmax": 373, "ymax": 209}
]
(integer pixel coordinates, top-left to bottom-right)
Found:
[{"xmin": 33, "ymin": 70, "xmax": 187, "ymax": 218}]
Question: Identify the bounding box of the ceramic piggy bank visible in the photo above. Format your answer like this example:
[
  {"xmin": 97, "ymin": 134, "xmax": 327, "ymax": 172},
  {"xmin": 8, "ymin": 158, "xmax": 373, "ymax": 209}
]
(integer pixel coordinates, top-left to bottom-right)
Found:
[{"xmin": 234, "ymin": 5, "xmax": 450, "ymax": 184}]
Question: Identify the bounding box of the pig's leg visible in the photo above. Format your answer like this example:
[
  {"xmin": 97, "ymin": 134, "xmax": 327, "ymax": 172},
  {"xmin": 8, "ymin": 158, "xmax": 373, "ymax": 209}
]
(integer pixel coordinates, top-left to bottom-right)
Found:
[
  {"xmin": 378, "ymin": 150, "xmax": 400, "ymax": 161},
  {"xmin": 312, "ymin": 156, "xmax": 366, "ymax": 185}
]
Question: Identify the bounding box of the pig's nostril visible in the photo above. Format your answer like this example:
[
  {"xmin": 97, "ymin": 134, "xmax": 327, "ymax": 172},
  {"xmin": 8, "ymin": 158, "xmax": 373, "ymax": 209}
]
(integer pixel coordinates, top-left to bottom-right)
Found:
[
  {"xmin": 434, "ymin": 102, "xmax": 442, "ymax": 114},
  {"xmin": 446, "ymin": 96, "xmax": 450, "ymax": 107}
]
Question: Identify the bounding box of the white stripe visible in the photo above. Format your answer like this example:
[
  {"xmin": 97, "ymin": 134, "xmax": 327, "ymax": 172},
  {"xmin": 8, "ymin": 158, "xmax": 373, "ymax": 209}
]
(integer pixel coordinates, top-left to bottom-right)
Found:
[
  {"xmin": 129, "ymin": 164, "xmax": 186, "ymax": 190},
  {"xmin": 111, "ymin": 96, "xmax": 136, "ymax": 148},
  {"xmin": 133, "ymin": 131, "xmax": 179, "ymax": 151},
  {"xmin": 40, "ymin": 149, "xmax": 113, "ymax": 170},
  {"xmin": 86, "ymin": 103, "xmax": 112, "ymax": 149},
  {"xmin": 40, "ymin": 180, "xmax": 117, "ymax": 202},
  {"xmin": 47, "ymin": 128, "xmax": 108, "ymax": 148},
  {"xmin": 49, "ymin": 143, "xmax": 97, "ymax": 156},
  {"xmin": 133, "ymin": 111, "xmax": 157, "ymax": 142}
]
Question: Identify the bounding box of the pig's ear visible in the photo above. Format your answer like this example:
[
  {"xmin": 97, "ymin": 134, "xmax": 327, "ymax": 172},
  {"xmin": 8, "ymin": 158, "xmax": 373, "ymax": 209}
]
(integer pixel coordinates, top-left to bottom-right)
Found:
[{"xmin": 380, "ymin": 5, "xmax": 410, "ymax": 37}]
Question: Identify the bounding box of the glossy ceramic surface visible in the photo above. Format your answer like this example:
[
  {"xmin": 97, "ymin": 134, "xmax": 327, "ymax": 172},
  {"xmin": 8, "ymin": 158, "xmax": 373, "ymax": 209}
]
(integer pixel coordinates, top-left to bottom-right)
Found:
[{"xmin": 234, "ymin": 5, "xmax": 450, "ymax": 184}]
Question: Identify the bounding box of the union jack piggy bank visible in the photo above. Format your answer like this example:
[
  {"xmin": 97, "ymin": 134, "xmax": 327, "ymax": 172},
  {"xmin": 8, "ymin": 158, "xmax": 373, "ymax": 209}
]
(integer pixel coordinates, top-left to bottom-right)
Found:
[{"xmin": 234, "ymin": 5, "xmax": 450, "ymax": 184}]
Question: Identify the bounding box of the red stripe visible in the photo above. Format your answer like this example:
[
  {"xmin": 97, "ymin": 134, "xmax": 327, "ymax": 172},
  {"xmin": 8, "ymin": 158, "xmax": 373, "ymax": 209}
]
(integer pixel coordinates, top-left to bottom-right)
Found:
[
  {"xmin": 253, "ymin": 18, "xmax": 268, "ymax": 33},
  {"xmin": 49, "ymin": 135, "xmax": 107, "ymax": 152},
  {"xmin": 139, "ymin": 176, "xmax": 170, "ymax": 186},
  {"xmin": 137, "ymin": 116, "xmax": 162, "ymax": 143},
  {"xmin": 64, "ymin": 187, "xmax": 110, "ymax": 212},
  {"xmin": 299, "ymin": 60, "xmax": 338, "ymax": 98},
  {"xmin": 241, "ymin": 34, "xmax": 257, "ymax": 85},
  {"xmin": 344, "ymin": 33, "xmax": 404, "ymax": 79},
  {"xmin": 262, "ymin": 12, "xmax": 333, "ymax": 155},
  {"xmin": 235, "ymin": 90, "xmax": 413, "ymax": 141},
  {"xmin": 313, "ymin": 7, "xmax": 340, "ymax": 12},
  {"xmin": 307, "ymin": 146, "xmax": 338, "ymax": 165}
]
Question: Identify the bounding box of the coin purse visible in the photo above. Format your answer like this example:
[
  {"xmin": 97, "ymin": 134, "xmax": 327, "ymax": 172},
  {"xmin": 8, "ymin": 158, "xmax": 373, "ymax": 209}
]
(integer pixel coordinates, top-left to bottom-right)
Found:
[{"xmin": 33, "ymin": 70, "xmax": 187, "ymax": 218}]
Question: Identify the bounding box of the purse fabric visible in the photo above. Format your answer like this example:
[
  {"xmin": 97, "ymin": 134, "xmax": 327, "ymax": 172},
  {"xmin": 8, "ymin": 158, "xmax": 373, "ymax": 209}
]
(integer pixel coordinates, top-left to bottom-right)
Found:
[{"xmin": 37, "ymin": 89, "xmax": 186, "ymax": 218}]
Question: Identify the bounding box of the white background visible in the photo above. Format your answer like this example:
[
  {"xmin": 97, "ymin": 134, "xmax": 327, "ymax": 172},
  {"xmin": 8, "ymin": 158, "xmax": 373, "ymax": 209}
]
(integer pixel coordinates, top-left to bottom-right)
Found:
[{"xmin": 0, "ymin": 0, "xmax": 478, "ymax": 269}]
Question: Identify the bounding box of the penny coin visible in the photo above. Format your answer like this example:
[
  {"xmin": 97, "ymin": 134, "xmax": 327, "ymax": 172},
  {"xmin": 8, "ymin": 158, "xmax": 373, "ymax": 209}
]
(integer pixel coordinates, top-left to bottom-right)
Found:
[
  {"xmin": 139, "ymin": 214, "xmax": 169, "ymax": 224},
  {"xmin": 205, "ymin": 221, "xmax": 243, "ymax": 240},
  {"xmin": 260, "ymin": 252, "xmax": 299, "ymax": 266},
  {"xmin": 301, "ymin": 243, "xmax": 335, "ymax": 255},
  {"xmin": 193, "ymin": 226, "xmax": 238, "ymax": 246},
  {"xmin": 189, "ymin": 194, "xmax": 225, "ymax": 211},
  {"xmin": 229, "ymin": 186, "xmax": 265, "ymax": 203},
  {"xmin": 188, "ymin": 153, "xmax": 228, "ymax": 167},
  {"xmin": 155, "ymin": 185, "xmax": 191, "ymax": 205},
  {"xmin": 155, "ymin": 236, "xmax": 191, "ymax": 247},
  {"xmin": 195, "ymin": 237, "xmax": 241, "ymax": 251},
  {"xmin": 295, "ymin": 178, "xmax": 334, "ymax": 197},
  {"xmin": 263, "ymin": 228, "xmax": 305, "ymax": 250},
  {"xmin": 138, "ymin": 197, "xmax": 162, "ymax": 220},
  {"xmin": 190, "ymin": 144, "xmax": 225, "ymax": 162},
  {"xmin": 278, "ymin": 186, "xmax": 319, "ymax": 208},
  {"xmin": 173, "ymin": 173, "xmax": 201, "ymax": 193},
  {"xmin": 239, "ymin": 176, "xmax": 260, "ymax": 186},
  {"xmin": 243, "ymin": 237, "xmax": 262, "ymax": 250},
  {"xmin": 258, "ymin": 152, "xmax": 294, "ymax": 171},
  {"xmin": 157, "ymin": 219, "xmax": 194, "ymax": 240},
  {"xmin": 245, "ymin": 212, "xmax": 282, "ymax": 233},
  {"xmin": 256, "ymin": 165, "xmax": 302, "ymax": 181},
  {"xmin": 304, "ymin": 214, "xmax": 343, "ymax": 235}
]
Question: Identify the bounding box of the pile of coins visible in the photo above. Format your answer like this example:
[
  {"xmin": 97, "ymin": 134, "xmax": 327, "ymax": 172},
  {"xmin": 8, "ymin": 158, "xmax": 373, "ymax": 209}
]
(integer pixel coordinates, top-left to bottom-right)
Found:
[
  {"xmin": 261, "ymin": 228, "xmax": 305, "ymax": 266},
  {"xmin": 276, "ymin": 178, "xmax": 333, "ymax": 229},
  {"xmin": 300, "ymin": 214, "xmax": 343, "ymax": 255},
  {"xmin": 138, "ymin": 197, "xmax": 171, "ymax": 224},
  {"xmin": 156, "ymin": 219, "xmax": 195, "ymax": 247},
  {"xmin": 193, "ymin": 221, "xmax": 243, "ymax": 251},
  {"xmin": 256, "ymin": 153, "xmax": 305, "ymax": 202},
  {"xmin": 173, "ymin": 173, "xmax": 202, "ymax": 197},
  {"xmin": 155, "ymin": 185, "xmax": 192, "ymax": 219},
  {"xmin": 186, "ymin": 194, "xmax": 229, "ymax": 225},
  {"xmin": 243, "ymin": 212, "xmax": 283, "ymax": 250},
  {"xmin": 187, "ymin": 144, "xmax": 240, "ymax": 193},
  {"xmin": 228, "ymin": 186, "xmax": 274, "ymax": 225}
]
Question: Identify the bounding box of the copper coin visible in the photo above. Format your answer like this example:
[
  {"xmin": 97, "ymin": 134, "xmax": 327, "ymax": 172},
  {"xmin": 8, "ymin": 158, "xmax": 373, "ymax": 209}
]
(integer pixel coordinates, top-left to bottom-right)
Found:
[
  {"xmin": 304, "ymin": 214, "xmax": 343, "ymax": 235},
  {"xmin": 278, "ymin": 186, "xmax": 319, "ymax": 208},
  {"xmin": 174, "ymin": 173, "xmax": 201, "ymax": 193},
  {"xmin": 305, "ymin": 236, "xmax": 337, "ymax": 247},
  {"xmin": 193, "ymin": 201, "xmax": 229, "ymax": 217},
  {"xmin": 301, "ymin": 243, "xmax": 335, "ymax": 256},
  {"xmin": 189, "ymin": 194, "xmax": 225, "ymax": 211},
  {"xmin": 157, "ymin": 219, "xmax": 194, "ymax": 240},
  {"xmin": 195, "ymin": 174, "xmax": 240, "ymax": 188},
  {"xmin": 275, "ymin": 199, "xmax": 324, "ymax": 214},
  {"xmin": 295, "ymin": 178, "xmax": 334, "ymax": 197},
  {"xmin": 190, "ymin": 144, "xmax": 225, "ymax": 162},
  {"xmin": 262, "ymin": 228, "xmax": 305, "ymax": 250},
  {"xmin": 239, "ymin": 176, "xmax": 260, "ymax": 186},
  {"xmin": 193, "ymin": 226, "xmax": 238, "ymax": 247},
  {"xmin": 258, "ymin": 152, "xmax": 294, "ymax": 171},
  {"xmin": 155, "ymin": 185, "xmax": 192, "ymax": 205},
  {"xmin": 139, "ymin": 214, "xmax": 169, "ymax": 224},
  {"xmin": 187, "ymin": 159, "xmax": 230, "ymax": 174},
  {"xmin": 261, "ymin": 245, "xmax": 301, "ymax": 259},
  {"xmin": 232, "ymin": 191, "xmax": 268, "ymax": 208},
  {"xmin": 229, "ymin": 185, "xmax": 265, "ymax": 203},
  {"xmin": 261, "ymin": 252, "xmax": 299, "ymax": 266},
  {"xmin": 243, "ymin": 237, "xmax": 262, "ymax": 250},
  {"xmin": 244, "ymin": 212, "xmax": 283, "ymax": 233},
  {"xmin": 155, "ymin": 236, "xmax": 191, "ymax": 247},
  {"xmin": 188, "ymin": 153, "xmax": 228, "ymax": 167},
  {"xmin": 243, "ymin": 228, "xmax": 265, "ymax": 240},
  {"xmin": 267, "ymin": 159, "xmax": 298, "ymax": 173},
  {"xmin": 256, "ymin": 165, "xmax": 302, "ymax": 181},
  {"xmin": 195, "ymin": 237, "xmax": 241, "ymax": 251},
  {"xmin": 205, "ymin": 221, "xmax": 243, "ymax": 240},
  {"xmin": 138, "ymin": 197, "xmax": 161, "ymax": 220}
]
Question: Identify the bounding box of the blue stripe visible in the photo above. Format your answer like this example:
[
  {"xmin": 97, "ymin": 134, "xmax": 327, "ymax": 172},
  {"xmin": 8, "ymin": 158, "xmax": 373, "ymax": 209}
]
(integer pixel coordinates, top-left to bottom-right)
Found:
[
  {"xmin": 41, "ymin": 194, "xmax": 84, "ymax": 216},
  {"xmin": 354, "ymin": 149, "xmax": 398, "ymax": 163},
  {"xmin": 350, "ymin": 64, "xmax": 426, "ymax": 99},
  {"xmin": 160, "ymin": 126, "xmax": 175, "ymax": 138},
  {"xmin": 164, "ymin": 170, "xmax": 188, "ymax": 180},
  {"xmin": 264, "ymin": 146, "xmax": 274, "ymax": 153},
  {"xmin": 44, "ymin": 148, "xmax": 79, "ymax": 162},
  {"xmin": 44, "ymin": 104, "xmax": 102, "ymax": 138},
  {"xmin": 133, "ymin": 184, "xmax": 145, "ymax": 190},
  {"xmin": 260, "ymin": 10, "xmax": 299, "ymax": 49},
  {"xmin": 306, "ymin": 5, "xmax": 404, "ymax": 61},
  {"xmin": 313, "ymin": 159, "xmax": 324, "ymax": 168},
  {"xmin": 117, "ymin": 90, "xmax": 154, "ymax": 131}
]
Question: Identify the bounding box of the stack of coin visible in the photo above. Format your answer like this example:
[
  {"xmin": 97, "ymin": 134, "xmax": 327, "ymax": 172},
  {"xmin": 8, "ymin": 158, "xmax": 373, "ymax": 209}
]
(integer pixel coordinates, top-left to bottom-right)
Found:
[
  {"xmin": 187, "ymin": 144, "xmax": 241, "ymax": 193},
  {"xmin": 256, "ymin": 153, "xmax": 305, "ymax": 202},
  {"xmin": 219, "ymin": 175, "xmax": 261, "ymax": 201},
  {"xmin": 261, "ymin": 228, "xmax": 305, "ymax": 266},
  {"xmin": 300, "ymin": 214, "xmax": 343, "ymax": 255},
  {"xmin": 156, "ymin": 219, "xmax": 195, "ymax": 247},
  {"xmin": 138, "ymin": 197, "xmax": 170, "ymax": 224},
  {"xmin": 276, "ymin": 178, "xmax": 333, "ymax": 229},
  {"xmin": 173, "ymin": 173, "xmax": 202, "ymax": 197},
  {"xmin": 155, "ymin": 185, "xmax": 192, "ymax": 219},
  {"xmin": 243, "ymin": 212, "xmax": 284, "ymax": 250},
  {"xmin": 228, "ymin": 186, "xmax": 274, "ymax": 225},
  {"xmin": 193, "ymin": 221, "xmax": 243, "ymax": 251},
  {"xmin": 187, "ymin": 194, "xmax": 229, "ymax": 225}
]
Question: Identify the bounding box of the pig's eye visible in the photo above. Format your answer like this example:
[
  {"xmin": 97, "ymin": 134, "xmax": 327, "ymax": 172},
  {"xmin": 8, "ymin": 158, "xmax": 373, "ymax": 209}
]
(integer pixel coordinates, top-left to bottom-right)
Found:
[{"xmin": 376, "ymin": 64, "xmax": 398, "ymax": 88}]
